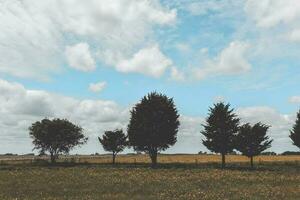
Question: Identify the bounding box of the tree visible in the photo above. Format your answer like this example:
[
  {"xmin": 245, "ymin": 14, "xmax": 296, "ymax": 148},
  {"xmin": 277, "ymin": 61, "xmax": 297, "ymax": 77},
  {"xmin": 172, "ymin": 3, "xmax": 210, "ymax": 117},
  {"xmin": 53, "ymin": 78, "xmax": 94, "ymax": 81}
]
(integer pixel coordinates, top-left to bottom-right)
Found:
[
  {"xmin": 98, "ymin": 129, "xmax": 127, "ymax": 164},
  {"xmin": 290, "ymin": 110, "xmax": 300, "ymax": 149},
  {"xmin": 127, "ymin": 92, "xmax": 180, "ymax": 167},
  {"xmin": 236, "ymin": 123, "xmax": 272, "ymax": 168},
  {"xmin": 201, "ymin": 103, "xmax": 240, "ymax": 168},
  {"xmin": 29, "ymin": 118, "xmax": 88, "ymax": 163}
]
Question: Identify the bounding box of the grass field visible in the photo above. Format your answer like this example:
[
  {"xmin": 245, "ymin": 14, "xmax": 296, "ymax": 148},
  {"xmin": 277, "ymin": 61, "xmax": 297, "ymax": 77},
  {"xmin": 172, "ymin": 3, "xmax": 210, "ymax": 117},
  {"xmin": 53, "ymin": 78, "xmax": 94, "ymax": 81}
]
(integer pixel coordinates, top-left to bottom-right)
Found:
[
  {"xmin": 0, "ymin": 155, "xmax": 300, "ymax": 200},
  {"xmin": 2, "ymin": 154, "xmax": 300, "ymax": 165}
]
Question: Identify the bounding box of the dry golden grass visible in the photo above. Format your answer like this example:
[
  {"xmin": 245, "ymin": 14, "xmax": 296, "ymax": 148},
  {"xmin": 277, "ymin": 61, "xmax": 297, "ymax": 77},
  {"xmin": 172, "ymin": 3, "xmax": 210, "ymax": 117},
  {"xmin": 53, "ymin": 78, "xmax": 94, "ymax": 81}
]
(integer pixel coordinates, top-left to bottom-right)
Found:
[
  {"xmin": 77, "ymin": 154, "xmax": 300, "ymax": 165},
  {"xmin": 1, "ymin": 154, "xmax": 300, "ymax": 165}
]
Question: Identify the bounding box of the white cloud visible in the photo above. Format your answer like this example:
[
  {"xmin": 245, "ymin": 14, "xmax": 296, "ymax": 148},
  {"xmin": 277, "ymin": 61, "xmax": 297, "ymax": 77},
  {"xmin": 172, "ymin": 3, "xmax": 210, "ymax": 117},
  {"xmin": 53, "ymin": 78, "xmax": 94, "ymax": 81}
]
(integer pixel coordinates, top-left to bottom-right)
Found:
[
  {"xmin": 194, "ymin": 41, "xmax": 251, "ymax": 80},
  {"xmin": 89, "ymin": 81, "xmax": 107, "ymax": 93},
  {"xmin": 115, "ymin": 44, "xmax": 173, "ymax": 78},
  {"xmin": 245, "ymin": 0, "xmax": 300, "ymax": 43},
  {"xmin": 185, "ymin": 0, "xmax": 226, "ymax": 16},
  {"xmin": 170, "ymin": 67, "xmax": 185, "ymax": 81},
  {"xmin": 288, "ymin": 29, "xmax": 300, "ymax": 42},
  {"xmin": 178, "ymin": 115, "xmax": 204, "ymax": 137},
  {"xmin": 175, "ymin": 43, "xmax": 190, "ymax": 53},
  {"xmin": 65, "ymin": 43, "xmax": 96, "ymax": 72},
  {"xmin": 200, "ymin": 48, "xmax": 208, "ymax": 54},
  {"xmin": 167, "ymin": 115, "xmax": 204, "ymax": 153},
  {"xmin": 213, "ymin": 95, "xmax": 225, "ymax": 103},
  {"xmin": 0, "ymin": 0, "xmax": 63, "ymax": 80},
  {"xmin": 0, "ymin": 78, "xmax": 129, "ymax": 154},
  {"xmin": 61, "ymin": 0, "xmax": 176, "ymax": 36},
  {"xmin": 0, "ymin": 0, "xmax": 176, "ymax": 79},
  {"xmin": 289, "ymin": 96, "xmax": 300, "ymax": 103},
  {"xmin": 245, "ymin": 0, "xmax": 300, "ymax": 28},
  {"xmin": 180, "ymin": 0, "xmax": 243, "ymax": 19}
]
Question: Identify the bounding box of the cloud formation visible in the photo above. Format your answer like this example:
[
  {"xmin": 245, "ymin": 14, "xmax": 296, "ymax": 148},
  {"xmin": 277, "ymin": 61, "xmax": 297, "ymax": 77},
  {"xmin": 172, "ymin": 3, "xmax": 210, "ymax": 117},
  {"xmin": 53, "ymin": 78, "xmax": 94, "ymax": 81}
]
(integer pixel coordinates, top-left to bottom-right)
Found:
[
  {"xmin": 65, "ymin": 43, "xmax": 96, "ymax": 72},
  {"xmin": 245, "ymin": 0, "xmax": 300, "ymax": 42},
  {"xmin": 289, "ymin": 96, "xmax": 300, "ymax": 104},
  {"xmin": 0, "ymin": 79, "xmax": 129, "ymax": 153},
  {"xmin": 194, "ymin": 41, "xmax": 251, "ymax": 80},
  {"xmin": 89, "ymin": 81, "xmax": 107, "ymax": 93},
  {"xmin": 245, "ymin": 0, "xmax": 300, "ymax": 28},
  {"xmin": 115, "ymin": 44, "xmax": 173, "ymax": 78},
  {"xmin": 0, "ymin": 0, "xmax": 176, "ymax": 79}
]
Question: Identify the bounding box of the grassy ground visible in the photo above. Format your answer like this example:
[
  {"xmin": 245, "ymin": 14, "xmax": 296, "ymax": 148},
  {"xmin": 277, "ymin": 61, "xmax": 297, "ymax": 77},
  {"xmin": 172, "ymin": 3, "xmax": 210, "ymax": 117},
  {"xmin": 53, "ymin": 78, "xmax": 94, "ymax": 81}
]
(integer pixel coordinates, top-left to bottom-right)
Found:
[
  {"xmin": 0, "ymin": 160, "xmax": 300, "ymax": 199},
  {"xmin": 2, "ymin": 154, "xmax": 300, "ymax": 165}
]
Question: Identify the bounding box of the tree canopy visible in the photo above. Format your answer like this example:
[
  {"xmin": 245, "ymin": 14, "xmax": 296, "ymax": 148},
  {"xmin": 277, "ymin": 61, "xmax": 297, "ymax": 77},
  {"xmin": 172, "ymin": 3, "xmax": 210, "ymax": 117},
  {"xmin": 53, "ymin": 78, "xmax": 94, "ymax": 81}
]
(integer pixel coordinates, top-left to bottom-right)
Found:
[
  {"xmin": 127, "ymin": 92, "xmax": 180, "ymax": 167},
  {"xmin": 290, "ymin": 110, "xmax": 300, "ymax": 149},
  {"xmin": 201, "ymin": 102, "xmax": 240, "ymax": 168},
  {"xmin": 236, "ymin": 122, "xmax": 272, "ymax": 167},
  {"xmin": 29, "ymin": 118, "xmax": 88, "ymax": 163},
  {"xmin": 98, "ymin": 129, "xmax": 127, "ymax": 164}
]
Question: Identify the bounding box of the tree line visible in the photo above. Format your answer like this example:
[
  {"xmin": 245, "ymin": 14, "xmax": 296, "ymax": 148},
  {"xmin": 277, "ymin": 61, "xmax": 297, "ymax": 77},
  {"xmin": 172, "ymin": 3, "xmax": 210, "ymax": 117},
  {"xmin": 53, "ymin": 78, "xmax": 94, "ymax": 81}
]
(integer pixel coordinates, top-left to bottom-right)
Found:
[{"xmin": 29, "ymin": 92, "xmax": 300, "ymax": 168}]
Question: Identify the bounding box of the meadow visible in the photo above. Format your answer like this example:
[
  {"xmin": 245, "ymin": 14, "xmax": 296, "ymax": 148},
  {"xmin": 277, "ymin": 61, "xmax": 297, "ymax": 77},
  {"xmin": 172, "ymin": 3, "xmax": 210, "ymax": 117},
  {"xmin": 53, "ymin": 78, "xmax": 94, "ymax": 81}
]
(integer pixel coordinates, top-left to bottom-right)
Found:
[
  {"xmin": 1, "ymin": 154, "xmax": 300, "ymax": 165},
  {"xmin": 0, "ymin": 154, "xmax": 300, "ymax": 200}
]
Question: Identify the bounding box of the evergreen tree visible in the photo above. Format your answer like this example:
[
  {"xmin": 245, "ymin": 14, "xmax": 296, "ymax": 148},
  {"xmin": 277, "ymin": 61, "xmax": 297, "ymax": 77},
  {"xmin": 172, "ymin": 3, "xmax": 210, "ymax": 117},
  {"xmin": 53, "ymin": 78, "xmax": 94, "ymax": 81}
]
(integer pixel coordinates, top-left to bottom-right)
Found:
[
  {"xmin": 236, "ymin": 123, "xmax": 272, "ymax": 168},
  {"xmin": 98, "ymin": 129, "xmax": 127, "ymax": 164},
  {"xmin": 290, "ymin": 110, "xmax": 300, "ymax": 149},
  {"xmin": 127, "ymin": 92, "xmax": 180, "ymax": 167},
  {"xmin": 201, "ymin": 103, "xmax": 240, "ymax": 168}
]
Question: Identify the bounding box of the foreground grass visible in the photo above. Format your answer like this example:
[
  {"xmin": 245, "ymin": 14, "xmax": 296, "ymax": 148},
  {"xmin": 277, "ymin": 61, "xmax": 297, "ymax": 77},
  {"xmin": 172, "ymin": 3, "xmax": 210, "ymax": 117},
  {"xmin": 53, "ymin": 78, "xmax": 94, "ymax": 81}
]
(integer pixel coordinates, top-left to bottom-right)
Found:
[{"xmin": 0, "ymin": 163, "xmax": 299, "ymax": 200}]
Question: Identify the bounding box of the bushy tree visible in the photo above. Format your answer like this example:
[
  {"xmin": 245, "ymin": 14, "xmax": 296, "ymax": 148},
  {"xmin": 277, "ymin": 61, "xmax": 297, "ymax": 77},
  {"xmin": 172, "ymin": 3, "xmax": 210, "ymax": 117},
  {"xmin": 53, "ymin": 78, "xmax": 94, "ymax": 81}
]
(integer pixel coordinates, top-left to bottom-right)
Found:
[
  {"xmin": 236, "ymin": 123, "xmax": 272, "ymax": 168},
  {"xmin": 290, "ymin": 110, "xmax": 300, "ymax": 149},
  {"xmin": 98, "ymin": 129, "xmax": 127, "ymax": 164},
  {"xmin": 201, "ymin": 103, "xmax": 240, "ymax": 168},
  {"xmin": 127, "ymin": 92, "xmax": 180, "ymax": 167},
  {"xmin": 29, "ymin": 118, "xmax": 88, "ymax": 163}
]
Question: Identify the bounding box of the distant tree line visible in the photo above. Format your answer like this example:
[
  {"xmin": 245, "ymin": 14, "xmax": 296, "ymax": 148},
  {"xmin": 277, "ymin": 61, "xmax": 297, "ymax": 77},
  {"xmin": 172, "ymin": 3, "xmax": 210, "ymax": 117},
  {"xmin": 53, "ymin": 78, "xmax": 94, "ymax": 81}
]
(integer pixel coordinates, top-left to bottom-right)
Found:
[{"xmin": 27, "ymin": 92, "xmax": 300, "ymax": 168}]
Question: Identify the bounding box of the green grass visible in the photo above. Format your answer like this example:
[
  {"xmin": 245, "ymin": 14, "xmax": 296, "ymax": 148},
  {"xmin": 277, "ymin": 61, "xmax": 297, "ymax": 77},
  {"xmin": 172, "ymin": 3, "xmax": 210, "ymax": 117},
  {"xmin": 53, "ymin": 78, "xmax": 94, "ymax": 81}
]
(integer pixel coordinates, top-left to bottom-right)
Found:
[{"xmin": 0, "ymin": 163, "xmax": 300, "ymax": 200}]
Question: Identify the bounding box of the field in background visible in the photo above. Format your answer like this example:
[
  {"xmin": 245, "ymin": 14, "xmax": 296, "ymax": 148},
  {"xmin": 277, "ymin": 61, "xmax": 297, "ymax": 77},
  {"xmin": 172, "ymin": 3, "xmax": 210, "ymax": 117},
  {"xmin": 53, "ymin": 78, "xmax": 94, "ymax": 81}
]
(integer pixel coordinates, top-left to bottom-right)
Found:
[{"xmin": 1, "ymin": 154, "xmax": 300, "ymax": 165}]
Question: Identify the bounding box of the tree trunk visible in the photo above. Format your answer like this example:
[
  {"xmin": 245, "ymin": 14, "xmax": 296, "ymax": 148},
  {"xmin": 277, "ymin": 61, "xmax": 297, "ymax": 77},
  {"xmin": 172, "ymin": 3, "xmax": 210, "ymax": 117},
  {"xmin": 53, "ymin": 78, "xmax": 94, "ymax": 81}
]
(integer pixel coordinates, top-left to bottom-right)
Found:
[
  {"xmin": 149, "ymin": 150, "xmax": 158, "ymax": 168},
  {"xmin": 50, "ymin": 152, "xmax": 56, "ymax": 164},
  {"xmin": 221, "ymin": 153, "xmax": 226, "ymax": 168},
  {"xmin": 250, "ymin": 156, "xmax": 254, "ymax": 168},
  {"xmin": 112, "ymin": 152, "xmax": 116, "ymax": 164}
]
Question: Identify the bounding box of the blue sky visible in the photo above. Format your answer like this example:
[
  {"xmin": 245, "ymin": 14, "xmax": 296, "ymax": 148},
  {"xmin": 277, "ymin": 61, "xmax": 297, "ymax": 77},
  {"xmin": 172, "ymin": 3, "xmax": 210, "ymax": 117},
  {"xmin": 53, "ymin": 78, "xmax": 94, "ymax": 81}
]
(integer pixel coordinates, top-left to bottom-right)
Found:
[{"xmin": 1, "ymin": 0, "xmax": 300, "ymax": 154}]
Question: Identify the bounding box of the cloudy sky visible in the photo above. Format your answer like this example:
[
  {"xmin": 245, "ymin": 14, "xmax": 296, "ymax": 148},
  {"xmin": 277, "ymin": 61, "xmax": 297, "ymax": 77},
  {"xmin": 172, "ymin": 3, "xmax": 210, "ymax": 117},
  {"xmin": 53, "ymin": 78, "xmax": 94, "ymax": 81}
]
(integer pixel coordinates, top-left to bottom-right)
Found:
[{"xmin": 1, "ymin": 0, "xmax": 300, "ymax": 154}]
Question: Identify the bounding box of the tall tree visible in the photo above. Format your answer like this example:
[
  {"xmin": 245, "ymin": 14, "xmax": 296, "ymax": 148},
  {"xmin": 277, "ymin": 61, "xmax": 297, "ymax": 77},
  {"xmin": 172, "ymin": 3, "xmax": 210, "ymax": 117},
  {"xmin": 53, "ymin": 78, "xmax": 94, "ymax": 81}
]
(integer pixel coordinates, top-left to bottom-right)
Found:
[
  {"xmin": 29, "ymin": 118, "xmax": 88, "ymax": 163},
  {"xmin": 290, "ymin": 110, "xmax": 300, "ymax": 149},
  {"xmin": 98, "ymin": 129, "xmax": 127, "ymax": 164},
  {"xmin": 236, "ymin": 123, "xmax": 272, "ymax": 168},
  {"xmin": 127, "ymin": 92, "xmax": 180, "ymax": 167},
  {"xmin": 201, "ymin": 103, "xmax": 240, "ymax": 168}
]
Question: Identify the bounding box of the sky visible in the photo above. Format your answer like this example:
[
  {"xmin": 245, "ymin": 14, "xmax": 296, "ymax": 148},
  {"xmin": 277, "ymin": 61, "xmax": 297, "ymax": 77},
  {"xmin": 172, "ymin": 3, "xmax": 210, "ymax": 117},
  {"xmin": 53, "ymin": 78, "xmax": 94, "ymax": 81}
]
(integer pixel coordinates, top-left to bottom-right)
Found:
[{"xmin": 1, "ymin": 0, "xmax": 300, "ymax": 154}]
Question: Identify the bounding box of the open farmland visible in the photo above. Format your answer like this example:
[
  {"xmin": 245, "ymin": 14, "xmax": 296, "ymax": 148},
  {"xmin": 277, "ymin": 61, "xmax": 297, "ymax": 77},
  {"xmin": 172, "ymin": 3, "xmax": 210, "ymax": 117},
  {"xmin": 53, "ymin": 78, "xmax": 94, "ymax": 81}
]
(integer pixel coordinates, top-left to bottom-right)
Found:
[
  {"xmin": 1, "ymin": 154, "xmax": 300, "ymax": 165},
  {"xmin": 0, "ymin": 155, "xmax": 300, "ymax": 200}
]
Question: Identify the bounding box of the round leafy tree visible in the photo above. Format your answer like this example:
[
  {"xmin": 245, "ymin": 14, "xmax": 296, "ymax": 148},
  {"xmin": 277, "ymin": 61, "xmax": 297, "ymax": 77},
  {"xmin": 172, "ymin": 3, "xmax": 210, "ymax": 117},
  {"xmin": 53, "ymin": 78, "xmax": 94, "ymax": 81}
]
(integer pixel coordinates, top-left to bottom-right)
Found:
[
  {"xmin": 29, "ymin": 118, "xmax": 88, "ymax": 163},
  {"xmin": 201, "ymin": 102, "xmax": 240, "ymax": 168},
  {"xmin": 98, "ymin": 129, "xmax": 127, "ymax": 164},
  {"xmin": 236, "ymin": 122, "xmax": 272, "ymax": 168},
  {"xmin": 290, "ymin": 110, "xmax": 300, "ymax": 149},
  {"xmin": 127, "ymin": 92, "xmax": 180, "ymax": 167}
]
